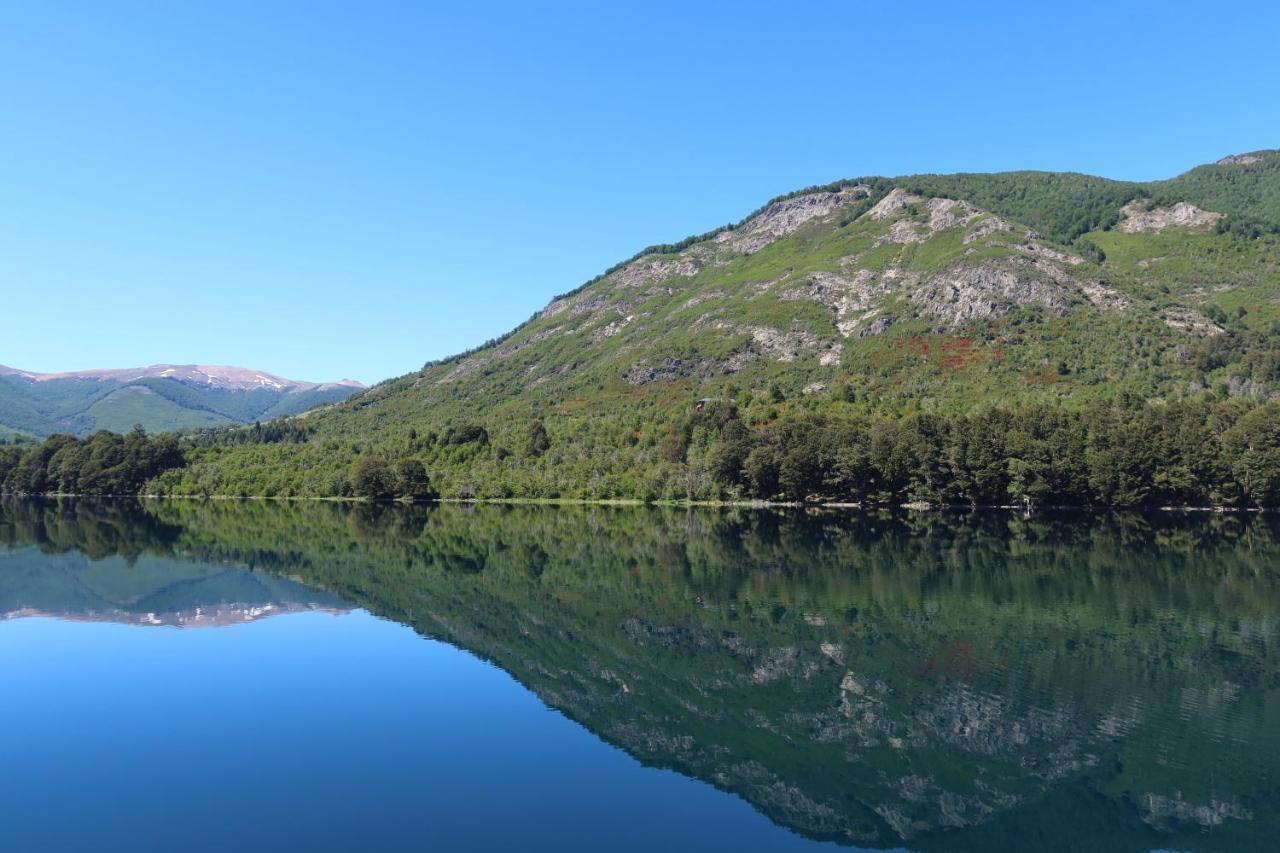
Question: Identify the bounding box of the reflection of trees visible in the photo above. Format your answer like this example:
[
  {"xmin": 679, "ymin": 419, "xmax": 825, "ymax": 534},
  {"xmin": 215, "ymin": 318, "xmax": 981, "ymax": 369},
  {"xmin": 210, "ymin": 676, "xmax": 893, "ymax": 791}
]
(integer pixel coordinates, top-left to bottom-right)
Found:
[
  {"xmin": 3, "ymin": 498, "xmax": 1279, "ymax": 850},
  {"xmin": 0, "ymin": 497, "xmax": 183, "ymax": 562}
]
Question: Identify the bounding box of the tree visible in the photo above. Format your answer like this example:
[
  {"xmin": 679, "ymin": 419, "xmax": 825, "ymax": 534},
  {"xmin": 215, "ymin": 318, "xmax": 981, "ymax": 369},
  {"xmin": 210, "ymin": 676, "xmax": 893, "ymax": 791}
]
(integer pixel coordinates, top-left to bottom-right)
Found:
[
  {"xmin": 1222, "ymin": 404, "xmax": 1280, "ymax": 506},
  {"xmin": 351, "ymin": 456, "xmax": 395, "ymax": 499},
  {"xmin": 526, "ymin": 420, "xmax": 551, "ymax": 457},
  {"xmin": 396, "ymin": 458, "xmax": 436, "ymax": 500}
]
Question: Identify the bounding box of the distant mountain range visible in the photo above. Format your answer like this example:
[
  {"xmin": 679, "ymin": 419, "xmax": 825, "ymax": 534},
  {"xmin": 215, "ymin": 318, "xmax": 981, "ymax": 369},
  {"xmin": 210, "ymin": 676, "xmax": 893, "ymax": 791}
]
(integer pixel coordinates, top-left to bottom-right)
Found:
[{"xmin": 0, "ymin": 363, "xmax": 364, "ymax": 437}]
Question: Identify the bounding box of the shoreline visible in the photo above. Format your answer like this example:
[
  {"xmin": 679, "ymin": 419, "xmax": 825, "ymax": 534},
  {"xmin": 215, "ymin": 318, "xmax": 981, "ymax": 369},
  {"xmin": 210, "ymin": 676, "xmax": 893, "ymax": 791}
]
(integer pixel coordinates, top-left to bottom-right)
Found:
[{"xmin": 0, "ymin": 491, "xmax": 1270, "ymax": 513}]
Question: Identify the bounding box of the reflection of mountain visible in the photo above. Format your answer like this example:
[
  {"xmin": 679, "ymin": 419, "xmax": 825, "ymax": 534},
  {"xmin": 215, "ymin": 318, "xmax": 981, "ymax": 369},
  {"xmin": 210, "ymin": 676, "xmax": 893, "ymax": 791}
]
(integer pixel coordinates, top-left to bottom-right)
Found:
[
  {"xmin": 3, "ymin": 498, "xmax": 1278, "ymax": 852},
  {"xmin": 0, "ymin": 546, "xmax": 349, "ymax": 628}
]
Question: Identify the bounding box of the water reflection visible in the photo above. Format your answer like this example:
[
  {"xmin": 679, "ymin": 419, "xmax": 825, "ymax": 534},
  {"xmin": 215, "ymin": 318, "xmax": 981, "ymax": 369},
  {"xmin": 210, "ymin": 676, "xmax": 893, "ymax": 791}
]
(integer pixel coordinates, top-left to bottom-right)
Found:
[{"xmin": 1, "ymin": 498, "xmax": 1276, "ymax": 852}]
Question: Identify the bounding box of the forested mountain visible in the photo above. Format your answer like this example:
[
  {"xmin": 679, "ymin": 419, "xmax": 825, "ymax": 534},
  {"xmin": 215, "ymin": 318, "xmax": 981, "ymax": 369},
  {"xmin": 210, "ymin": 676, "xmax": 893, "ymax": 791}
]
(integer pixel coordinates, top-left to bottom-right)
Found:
[
  {"xmin": 0, "ymin": 363, "xmax": 363, "ymax": 437},
  {"xmin": 9, "ymin": 151, "xmax": 1280, "ymax": 505}
]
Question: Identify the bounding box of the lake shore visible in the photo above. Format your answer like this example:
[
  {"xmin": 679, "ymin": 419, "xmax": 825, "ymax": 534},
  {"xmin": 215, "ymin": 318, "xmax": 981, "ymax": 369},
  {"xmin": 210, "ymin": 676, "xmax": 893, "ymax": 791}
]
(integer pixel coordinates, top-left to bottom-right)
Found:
[{"xmin": 3, "ymin": 490, "xmax": 1269, "ymax": 513}]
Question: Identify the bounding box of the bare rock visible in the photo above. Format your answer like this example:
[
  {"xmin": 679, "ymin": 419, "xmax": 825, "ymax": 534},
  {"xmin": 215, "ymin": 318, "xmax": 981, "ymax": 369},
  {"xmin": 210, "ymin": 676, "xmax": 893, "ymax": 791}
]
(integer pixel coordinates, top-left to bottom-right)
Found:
[
  {"xmin": 781, "ymin": 269, "xmax": 888, "ymax": 336},
  {"xmin": 925, "ymin": 197, "xmax": 981, "ymax": 231},
  {"xmin": 589, "ymin": 315, "xmax": 633, "ymax": 343},
  {"xmin": 865, "ymin": 187, "xmax": 924, "ymax": 221},
  {"xmin": 749, "ymin": 326, "xmax": 821, "ymax": 362},
  {"xmin": 860, "ymin": 315, "xmax": 895, "ymax": 336},
  {"xmin": 912, "ymin": 263, "xmax": 1072, "ymax": 326},
  {"xmin": 1078, "ymin": 280, "xmax": 1129, "ymax": 309},
  {"xmin": 1162, "ymin": 307, "xmax": 1224, "ymax": 335},
  {"xmin": 681, "ymin": 289, "xmax": 725, "ymax": 310},
  {"xmin": 1217, "ymin": 152, "xmax": 1267, "ymax": 165},
  {"xmin": 719, "ymin": 185, "xmax": 872, "ymax": 254},
  {"xmin": 963, "ymin": 214, "xmax": 1017, "ymax": 244},
  {"xmin": 1117, "ymin": 200, "xmax": 1223, "ymax": 234},
  {"xmin": 612, "ymin": 255, "xmax": 699, "ymax": 288},
  {"xmin": 623, "ymin": 358, "xmax": 687, "ymax": 386}
]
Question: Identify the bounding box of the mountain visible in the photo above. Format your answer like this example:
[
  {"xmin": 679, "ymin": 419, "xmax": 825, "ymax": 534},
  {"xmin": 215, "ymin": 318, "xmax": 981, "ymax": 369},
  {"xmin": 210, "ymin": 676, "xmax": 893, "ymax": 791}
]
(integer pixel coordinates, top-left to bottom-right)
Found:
[
  {"xmin": 0, "ymin": 363, "xmax": 364, "ymax": 437},
  {"xmin": 4, "ymin": 150, "xmax": 1278, "ymax": 503},
  {"xmin": 140, "ymin": 149, "xmax": 1280, "ymax": 502}
]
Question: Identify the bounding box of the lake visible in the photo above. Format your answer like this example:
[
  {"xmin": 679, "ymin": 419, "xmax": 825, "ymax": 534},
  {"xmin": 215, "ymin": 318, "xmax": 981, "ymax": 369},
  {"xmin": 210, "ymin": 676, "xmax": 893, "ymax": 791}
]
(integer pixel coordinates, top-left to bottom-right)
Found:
[{"xmin": 1, "ymin": 499, "xmax": 1276, "ymax": 852}]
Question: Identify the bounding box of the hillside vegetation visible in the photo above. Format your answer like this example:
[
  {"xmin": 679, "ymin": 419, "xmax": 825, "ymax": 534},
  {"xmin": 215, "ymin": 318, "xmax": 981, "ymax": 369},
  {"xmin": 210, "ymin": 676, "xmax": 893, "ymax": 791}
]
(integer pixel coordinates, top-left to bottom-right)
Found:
[
  {"xmin": 10, "ymin": 152, "xmax": 1280, "ymax": 506},
  {"xmin": 0, "ymin": 365, "xmax": 361, "ymax": 437}
]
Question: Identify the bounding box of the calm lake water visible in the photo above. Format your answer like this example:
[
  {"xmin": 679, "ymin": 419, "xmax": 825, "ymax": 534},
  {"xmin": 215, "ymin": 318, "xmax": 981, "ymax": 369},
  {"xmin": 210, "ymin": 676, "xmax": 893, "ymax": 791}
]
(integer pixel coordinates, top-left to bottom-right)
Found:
[{"xmin": 1, "ymin": 499, "xmax": 1276, "ymax": 852}]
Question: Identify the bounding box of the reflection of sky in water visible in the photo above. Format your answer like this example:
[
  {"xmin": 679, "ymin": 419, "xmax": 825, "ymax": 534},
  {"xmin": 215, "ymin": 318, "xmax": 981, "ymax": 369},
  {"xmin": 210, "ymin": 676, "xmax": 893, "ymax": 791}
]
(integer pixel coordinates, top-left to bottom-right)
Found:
[
  {"xmin": 2, "ymin": 501, "xmax": 1276, "ymax": 852},
  {"xmin": 0, "ymin": 611, "xmax": 847, "ymax": 853}
]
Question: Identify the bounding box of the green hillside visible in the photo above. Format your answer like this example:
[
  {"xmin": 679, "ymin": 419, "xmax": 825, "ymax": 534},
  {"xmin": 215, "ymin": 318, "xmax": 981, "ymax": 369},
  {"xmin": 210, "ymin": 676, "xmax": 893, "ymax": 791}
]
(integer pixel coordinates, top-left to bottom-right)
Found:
[
  {"xmin": 136, "ymin": 151, "xmax": 1280, "ymax": 505},
  {"xmin": 0, "ymin": 368, "xmax": 360, "ymax": 437}
]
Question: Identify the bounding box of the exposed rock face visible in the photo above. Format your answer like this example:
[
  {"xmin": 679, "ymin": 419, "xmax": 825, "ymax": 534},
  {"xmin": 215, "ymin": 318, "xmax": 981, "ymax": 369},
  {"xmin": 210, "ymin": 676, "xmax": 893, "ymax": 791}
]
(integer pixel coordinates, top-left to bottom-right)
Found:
[
  {"xmin": 877, "ymin": 197, "xmax": 984, "ymax": 245},
  {"xmin": 781, "ymin": 270, "xmax": 887, "ymax": 337},
  {"xmin": 911, "ymin": 263, "xmax": 1072, "ymax": 326},
  {"xmin": 860, "ymin": 316, "xmax": 894, "ymax": 337},
  {"xmin": 865, "ymin": 187, "xmax": 923, "ymax": 221},
  {"xmin": 962, "ymin": 214, "xmax": 1017, "ymax": 243},
  {"xmin": 623, "ymin": 358, "xmax": 688, "ymax": 386},
  {"xmin": 1078, "ymin": 280, "xmax": 1129, "ymax": 309},
  {"xmin": 720, "ymin": 185, "xmax": 871, "ymax": 254},
  {"xmin": 589, "ymin": 315, "xmax": 633, "ymax": 342},
  {"xmin": 682, "ymin": 289, "xmax": 725, "ymax": 310},
  {"xmin": 1213, "ymin": 153, "xmax": 1264, "ymax": 166},
  {"xmin": 1117, "ymin": 200, "xmax": 1223, "ymax": 233},
  {"xmin": 749, "ymin": 326, "xmax": 821, "ymax": 362},
  {"xmin": 613, "ymin": 255, "xmax": 699, "ymax": 288},
  {"xmin": 1162, "ymin": 307, "xmax": 1224, "ymax": 335}
]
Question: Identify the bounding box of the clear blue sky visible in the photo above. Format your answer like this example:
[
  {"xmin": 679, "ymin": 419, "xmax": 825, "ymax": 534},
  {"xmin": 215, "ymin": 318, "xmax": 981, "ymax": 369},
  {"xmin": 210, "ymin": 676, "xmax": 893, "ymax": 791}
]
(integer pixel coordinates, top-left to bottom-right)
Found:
[{"xmin": 2, "ymin": 1, "xmax": 1277, "ymax": 385}]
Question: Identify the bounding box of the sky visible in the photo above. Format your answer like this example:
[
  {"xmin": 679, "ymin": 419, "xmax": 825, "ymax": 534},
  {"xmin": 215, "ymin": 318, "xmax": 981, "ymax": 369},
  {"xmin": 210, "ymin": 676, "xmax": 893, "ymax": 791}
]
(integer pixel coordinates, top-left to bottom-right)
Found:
[{"xmin": 1, "ymin": 1, "xmax": 1277, "ymax": 386}]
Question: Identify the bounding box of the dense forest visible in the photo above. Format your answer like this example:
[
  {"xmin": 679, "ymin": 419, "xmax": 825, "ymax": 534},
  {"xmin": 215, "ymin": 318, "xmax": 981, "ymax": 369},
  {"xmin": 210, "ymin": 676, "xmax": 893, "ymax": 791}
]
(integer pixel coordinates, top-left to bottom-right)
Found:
[{"xmin": 2, "ymin": 395, "xmax": 1279, "ymax": 508}]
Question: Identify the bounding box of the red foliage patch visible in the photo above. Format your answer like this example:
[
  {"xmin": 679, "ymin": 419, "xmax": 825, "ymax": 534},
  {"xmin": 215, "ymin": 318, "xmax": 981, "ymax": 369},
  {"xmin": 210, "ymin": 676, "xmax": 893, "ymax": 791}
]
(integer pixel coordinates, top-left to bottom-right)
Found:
[{"xmin": 897, "ymin": 336, "xmax": 1004, "ymax": 372}]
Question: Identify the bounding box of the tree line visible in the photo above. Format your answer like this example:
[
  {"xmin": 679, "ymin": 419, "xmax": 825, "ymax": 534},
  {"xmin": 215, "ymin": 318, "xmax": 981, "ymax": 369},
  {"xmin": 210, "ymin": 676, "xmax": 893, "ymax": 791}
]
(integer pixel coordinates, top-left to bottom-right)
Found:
[
  {"xmin": 5, "ymin": 396, "xmax": 1280, "ymax": 509},
  {"xmin": 0, "ymin": 427, "xmax": 182, "ymax": 496},
  {"xmin": 681, "ymin": 397, "xmax": 1280, "ymax": 508}
]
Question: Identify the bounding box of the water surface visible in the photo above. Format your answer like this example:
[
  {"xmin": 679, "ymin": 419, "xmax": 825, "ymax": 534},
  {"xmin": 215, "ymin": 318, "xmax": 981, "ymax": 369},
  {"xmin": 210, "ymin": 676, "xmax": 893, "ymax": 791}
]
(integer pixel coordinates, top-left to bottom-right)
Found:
[{"xmin": 2, "ymin": 499, "xmax": 1276, "ymax": 852}]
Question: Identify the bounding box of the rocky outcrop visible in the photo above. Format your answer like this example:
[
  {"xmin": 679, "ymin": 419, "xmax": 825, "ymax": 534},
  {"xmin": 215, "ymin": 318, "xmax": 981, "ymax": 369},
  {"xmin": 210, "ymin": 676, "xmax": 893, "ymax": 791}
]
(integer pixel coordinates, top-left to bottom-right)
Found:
[
  {"xmin": 1118, "ymin": 200, "xmax": 1223, "ymax": 233},
  {"xmin": 622, "ymin": 358, "xmax": 690, "ymax": 386},
  {"xmin": 1162, "ymin": 307, "xmax": 1224, "ymax": 335},
  {"xmin": 865, "ymin": 187, "xmax": 923, "ymax": 221},
  {"xmin": 720, "ymin": 185, "xmax": 872, "ymax": 254},
  {"xmin": 876, "ymin": 197, "xmax": 985, "ymax": 245},
  {"xmin": 1217, "ymin": 152, "xmax": 1268, "ymax": 166},
  {"xmin": 781, "ymin": 269, "xmax": 888, "ymax": 336},
  {"xmin": 911, "ymin": 262, "xmax": 1073, "ymax": 326},
  {"xmin": 612, "ymin": 255, "xmax": 699, "ymax": 288}
]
